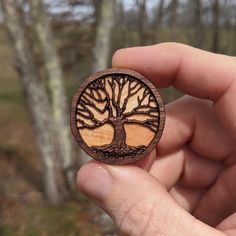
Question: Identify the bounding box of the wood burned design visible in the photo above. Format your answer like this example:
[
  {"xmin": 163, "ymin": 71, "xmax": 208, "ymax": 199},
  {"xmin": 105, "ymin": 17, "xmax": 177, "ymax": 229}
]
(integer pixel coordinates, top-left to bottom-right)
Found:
[{"xmin": 71, "ymin": 68, "xmax": 165, "ymax": 164}]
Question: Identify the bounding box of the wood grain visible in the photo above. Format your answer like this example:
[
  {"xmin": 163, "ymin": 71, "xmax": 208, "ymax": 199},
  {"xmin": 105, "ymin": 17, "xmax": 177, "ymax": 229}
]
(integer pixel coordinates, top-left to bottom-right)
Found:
[{"xmin": 70, "ymin": 68, "xmax": 165, "ymax": 164}]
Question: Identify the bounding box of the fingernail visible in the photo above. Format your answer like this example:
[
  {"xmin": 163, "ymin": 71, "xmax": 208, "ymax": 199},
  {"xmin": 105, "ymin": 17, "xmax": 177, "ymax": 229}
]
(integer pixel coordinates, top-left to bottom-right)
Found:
[{"xmin": 78, "ymin": 162, "xmax": 113, "ymax": 200}]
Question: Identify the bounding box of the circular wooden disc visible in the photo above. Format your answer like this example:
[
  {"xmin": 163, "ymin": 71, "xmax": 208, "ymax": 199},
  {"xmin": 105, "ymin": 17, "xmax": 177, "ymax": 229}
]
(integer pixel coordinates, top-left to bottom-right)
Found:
[{"xmin": 71, "ymin": 68, "xmax": 165, "ymax": 164}]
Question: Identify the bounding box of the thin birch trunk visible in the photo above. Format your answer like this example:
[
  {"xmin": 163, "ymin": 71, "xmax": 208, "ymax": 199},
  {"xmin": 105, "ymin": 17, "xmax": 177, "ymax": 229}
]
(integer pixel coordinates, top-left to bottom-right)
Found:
[
  {"xmin": 28, "ymin": 0, "xmax": 76, "ymax": 190},
  {"xmin": 152, "ymin": 0, "xmax": 165, "ymax": 44},
  {"xmin": 0, "ymin": 0, "xmax": 68, "ymax": 205},
  {"xmin": 169, "ymin": 0, "xmax": 179, "ymax": 41},
  {"xmin": 211, "ymin": 0, "xmax": 220, "ymax": 52},
  {"xmin": 233, "ymin": 9, "xmax": 236, "ymax": 54},
  {"xmin": 87, "ymin": 0, "xmax": 116, "ymax": 162},
  {"xmin": 92, "ymin": 0, "xmax": 116, "ymax": 73},
  {"xmin": 193, "ymin": 0, "xmax": 203, "ymax": 48},
  {"xmin": 117, "ymin": 0, "xmax": 127, "ymax": 47},
  {"xmin": 90, "ymin": 1, "xmax": 117, "ymax": 234},
  {"xmin": 137, "ymin": 0, "xmax": 147, "ymax": 45}
]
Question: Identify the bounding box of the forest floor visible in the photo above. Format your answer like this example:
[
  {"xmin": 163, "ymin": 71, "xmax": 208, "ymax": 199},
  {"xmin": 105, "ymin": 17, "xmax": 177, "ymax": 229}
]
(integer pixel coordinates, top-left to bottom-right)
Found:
[{"xmin": 0, "ymin": 29, "xmax": 106, "ymax": 236}]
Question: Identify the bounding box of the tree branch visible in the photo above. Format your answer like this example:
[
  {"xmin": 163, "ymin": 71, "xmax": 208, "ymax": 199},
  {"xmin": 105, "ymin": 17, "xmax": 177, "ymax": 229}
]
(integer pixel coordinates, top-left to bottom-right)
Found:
[
  {"xmin": 78, "ymin": 101, "xmax": 100, "ymax": 124},
  {"xmin": 108, "ymin": 77, "xmax": 119, "ymax": 116},
  {"xmin": 77, "ymin": 117, "xmax": 109, "ymax": 130},
  {"xmin": 80, "ymin": 93, "xmax": 107, "ymax": 114},
  {"xmin": 123, "ymin": 109, "xmax": 158, "ymax": 119},
  {"xmin": 98, "ymin": 78, "xmax": 113, "ymax": 117},
  {"xmin": 123, "ymin": 118, "xmax": 158, "ymax": 132}
]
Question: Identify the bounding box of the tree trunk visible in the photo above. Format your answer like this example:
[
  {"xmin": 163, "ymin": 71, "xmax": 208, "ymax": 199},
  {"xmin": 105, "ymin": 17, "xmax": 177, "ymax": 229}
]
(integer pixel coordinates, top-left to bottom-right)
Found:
[
  {"xmin": 92, "ymin": 0, "xmax": 116, "ymax": 73},
  {"xmin": 111, "ymin": 118, "xmax": 126, "ymax": 149},
  {"xmin": 193, "ymin": 0, "xmax": 203, "ymax": 48},
  {"xmin": 28, "ymin": 0, "xmax": 76, "ymax": 191},
  {"xmin": 0, "ymin": 0, "xmax": 68, "ymax": 205},
  {"xmin": 233, "ymin": 8, "xmax": 236, "ymax": 55},
  {"xmin": 211, "ymin": 0, "xmax": 220, "ymax": 52},
  {"xmin": 152, "ymin": 0, "xmax": 165, "ymax": 44},
  {"xmin": 137, "ymin": 0, "xmax": 147, "ymax": 45},
  {"xmin": 169, "ymin": 0, "xmax": 179, "ymax": 41}
]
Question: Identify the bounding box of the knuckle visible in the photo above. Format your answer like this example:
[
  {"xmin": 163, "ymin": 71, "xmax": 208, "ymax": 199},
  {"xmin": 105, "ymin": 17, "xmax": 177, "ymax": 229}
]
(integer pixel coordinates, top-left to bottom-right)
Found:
[{"xmin": 116, "ymin": 197, "xmax": 169, "ymax": 236}]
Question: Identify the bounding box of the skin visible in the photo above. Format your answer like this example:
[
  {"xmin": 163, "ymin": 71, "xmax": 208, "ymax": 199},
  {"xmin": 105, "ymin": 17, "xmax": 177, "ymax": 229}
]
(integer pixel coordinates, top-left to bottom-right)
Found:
[{"xmin": 77, "ymin": 43, "xmax": 236, "ymax": 236}]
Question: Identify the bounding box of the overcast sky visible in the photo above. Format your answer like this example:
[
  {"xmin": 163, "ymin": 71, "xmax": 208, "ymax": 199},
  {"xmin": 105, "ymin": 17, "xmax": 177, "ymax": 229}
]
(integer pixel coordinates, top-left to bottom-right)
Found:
[{"xmin": 45, "ymin": 0, "xmax": 165, "ymax": 20}]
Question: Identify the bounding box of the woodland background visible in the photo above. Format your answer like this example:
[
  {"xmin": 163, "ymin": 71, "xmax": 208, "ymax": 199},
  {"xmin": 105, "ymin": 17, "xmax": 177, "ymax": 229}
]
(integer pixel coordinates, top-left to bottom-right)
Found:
[{"xmin": 0, "ymin": 0, "xmax": 236, "ymax": 235}]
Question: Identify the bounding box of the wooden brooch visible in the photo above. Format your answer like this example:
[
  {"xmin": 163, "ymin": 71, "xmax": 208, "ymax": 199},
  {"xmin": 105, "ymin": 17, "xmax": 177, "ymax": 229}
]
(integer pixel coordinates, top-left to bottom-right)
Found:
[{"xmin": 70, "ymin": 68, "xmax": 165, "ymax": 164}]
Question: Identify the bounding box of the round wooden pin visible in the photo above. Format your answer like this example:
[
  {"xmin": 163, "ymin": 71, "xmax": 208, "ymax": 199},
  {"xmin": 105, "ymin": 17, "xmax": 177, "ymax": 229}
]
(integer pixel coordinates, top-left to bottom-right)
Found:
[{"xmin": 70, "ymin": 68, "xmax": 165, "ymax": 164}]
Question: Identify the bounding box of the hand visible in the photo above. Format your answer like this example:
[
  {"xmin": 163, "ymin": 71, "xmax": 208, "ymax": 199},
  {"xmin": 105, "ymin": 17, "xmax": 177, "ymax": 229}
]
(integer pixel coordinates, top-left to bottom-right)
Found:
[{"xmin": 77, "ymin": 43, "xmax": 236, "ymax": 236}]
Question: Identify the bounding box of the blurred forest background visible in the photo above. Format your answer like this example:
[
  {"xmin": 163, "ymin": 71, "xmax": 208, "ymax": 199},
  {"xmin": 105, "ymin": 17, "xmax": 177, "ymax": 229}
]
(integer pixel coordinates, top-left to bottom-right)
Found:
[{"xmin": 0, "ymin": 0, "xmax": 236, "ymax": 235}]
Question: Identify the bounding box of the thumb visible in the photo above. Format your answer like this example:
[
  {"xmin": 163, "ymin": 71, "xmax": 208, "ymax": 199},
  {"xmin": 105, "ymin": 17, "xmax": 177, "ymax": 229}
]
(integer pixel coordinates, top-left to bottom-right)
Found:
[{"xmin": 77, "ymin": 161, "xmax": 223, "ymax": 236}]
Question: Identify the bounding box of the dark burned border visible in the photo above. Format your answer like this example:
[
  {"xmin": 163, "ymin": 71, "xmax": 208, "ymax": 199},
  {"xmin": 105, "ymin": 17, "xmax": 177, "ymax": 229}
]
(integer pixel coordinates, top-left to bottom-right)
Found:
[{"xmin": 70, "ymin": 68, "xmax": 165, "ymax": 165}]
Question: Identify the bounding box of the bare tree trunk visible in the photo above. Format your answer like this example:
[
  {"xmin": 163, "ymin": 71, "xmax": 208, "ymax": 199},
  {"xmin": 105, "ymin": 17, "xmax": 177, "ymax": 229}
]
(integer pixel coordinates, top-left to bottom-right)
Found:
[
  {"xmin": 211, "ymin": 0, "xmax": 220, "ymax": 52},
  {"xmin": 92, "ymin": 0, "xmax": 116, "ymax": 73},
  {"xmin": 110, "ymin": 0, "xmax": 127, "ymax": 50},
  {"xmin": 169, "ymin": 0, "xmax": 179, "ymax": 41},
  {"xmin": 233, "ymin": 8, "xmax": 236, "ymax": 55},
  {"xmin": 152, "ymin": 0, "xmax": 165, "ymax": 44},
  {"xmin": 86, "ymin": 0, "xmax": 116, "ymax": 163},
  {"xmin": 91, "ymin": 2, "xmax": 118, "ymax": 233},
  {"xmin": 0, "ymin": 0, "xmax": 68, "ymax": 205},
  {"xmin": 193, "ymin": 0, "xmax": 203, "ymax": 48},
  {"xmin": 117, "ymin": 0, "xmax": 127, "ymax": 47},
  {"xmin": 137, "ymin": 0, "xmax": 147, "ymax": 45},
  {"xmin": 28, "ymin": 0, "xmax": 76, "ymax": 191}
]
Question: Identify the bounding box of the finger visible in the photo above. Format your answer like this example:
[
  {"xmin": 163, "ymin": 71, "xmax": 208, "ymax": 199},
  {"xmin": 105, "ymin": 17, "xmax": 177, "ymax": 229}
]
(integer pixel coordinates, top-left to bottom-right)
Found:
[
  {"xmin": 112, "ymin": 43, "xmax": 235, "ymax": 101},
  {"xmin": 158, "ymin": 96, "xmax": 232, "ymax": 161},
  {"xmin": 149, "ymin": 149, "xmax": 184, "ymax": 189},
  {"xmin": 222, "ymin": 229, "xmax": 236, "ymax": 236},
  {"xmin": 112, "ymin": 43, "xmax": 236, "ymax": 141},
  {"xmin": 151, "ymin": 147, "xmax": 222, "ymax": 190},
  {"xmin": 194, "ymin": 164, "xmax": 236, "ymax": 226},
  {"xmin": 179, "ymin": 148, "xmax": 222, "ymax": 189},
  {"xmin": 170, "ymin": 184, "xmax": 204, "ymax": 213},
  {"xmin": 77, "ymin": 161, "xmax": 224, "ymax": 236},
  {"xmin": 217, "ymin": 212, "xmax": 236, "ymax": 231},
  {"xmin": 134, "ymin": 148, "xmax": 156, "ymax": 171}
]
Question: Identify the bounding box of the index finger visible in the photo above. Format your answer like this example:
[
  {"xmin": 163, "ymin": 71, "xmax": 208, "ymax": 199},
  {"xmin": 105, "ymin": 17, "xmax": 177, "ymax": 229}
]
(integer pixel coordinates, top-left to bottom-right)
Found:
[{"xmin": 112, "ymin": 43, "xmax": 236, "ymax": 140}]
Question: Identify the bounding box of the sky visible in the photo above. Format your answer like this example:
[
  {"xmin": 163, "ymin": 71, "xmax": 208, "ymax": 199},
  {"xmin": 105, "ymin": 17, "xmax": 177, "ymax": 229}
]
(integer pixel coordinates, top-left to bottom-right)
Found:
[{"xmin": 44, "ymin": 0, "xmax": 163, "ymax": 21}]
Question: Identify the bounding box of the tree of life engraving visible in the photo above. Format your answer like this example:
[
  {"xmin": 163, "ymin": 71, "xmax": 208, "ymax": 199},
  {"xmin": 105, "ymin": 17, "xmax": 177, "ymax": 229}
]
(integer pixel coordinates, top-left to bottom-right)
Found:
[{"xmin": 76, "ymin": 75, "xmax": 160, "ymax": 159}]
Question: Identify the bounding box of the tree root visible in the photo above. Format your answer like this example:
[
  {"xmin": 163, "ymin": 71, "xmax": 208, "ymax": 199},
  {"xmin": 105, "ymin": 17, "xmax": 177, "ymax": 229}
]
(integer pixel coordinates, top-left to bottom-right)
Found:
[{"xmin": 91, "ymin": 144, "xmax": 146, "ymax": 159}]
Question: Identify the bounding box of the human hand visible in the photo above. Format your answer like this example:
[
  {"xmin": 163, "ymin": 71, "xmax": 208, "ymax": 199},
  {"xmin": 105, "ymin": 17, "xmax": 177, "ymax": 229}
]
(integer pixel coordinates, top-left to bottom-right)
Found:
[{"xmin": 77, "ymin": 43, "xmax": 236, "ymax": 236}]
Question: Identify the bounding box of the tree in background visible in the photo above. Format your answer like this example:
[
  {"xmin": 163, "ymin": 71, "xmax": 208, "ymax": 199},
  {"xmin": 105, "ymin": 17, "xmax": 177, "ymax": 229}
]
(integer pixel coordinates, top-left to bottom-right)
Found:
[
  {"xmin": 28, "ymin": 0, "xmax": 76, "ymax": 191},
  {"xmin": 169, "ymin": 0, "xmax": 179, "ymax": 41},
  {"xmin": 193, "ymin": 0, "xmax": 203, "ymax": 48},
  {"xmin": 152, "ymin": 0, "xmax": 165, "ymax": 44},
  {"xmin": 232, "ymin": 3, "xmax": 236, "ymax": 54},
  {"xmin": 137, "ymin": 0, "xmax": 147, "ymax": 45},
  {"xmin": 91, "ymin": 2, "xmax": 118, "ymax": 232},
  {"xmin": 92, "ymin": 0, "xmax": 116, "ymax": 72},
  {"xmin": 212, "ymin": 0, "xmax": 220, "ymax": 52},
  {"xmin": 0, "ymin": 0, "xmax": 68, "ymax": 205}
]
